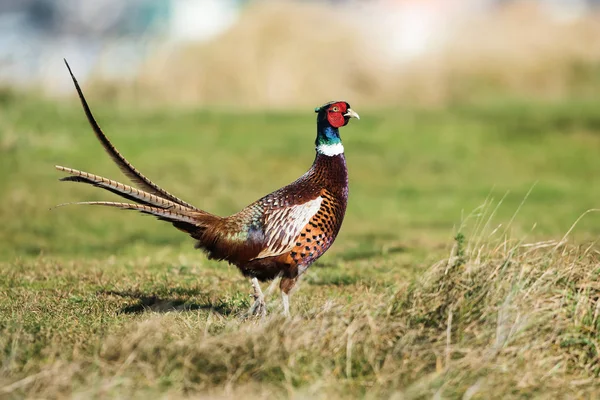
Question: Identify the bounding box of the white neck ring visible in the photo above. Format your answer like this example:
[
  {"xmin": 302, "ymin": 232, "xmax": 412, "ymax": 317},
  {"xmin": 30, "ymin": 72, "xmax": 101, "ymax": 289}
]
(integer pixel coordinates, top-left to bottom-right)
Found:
[{"xmin": 316, "ymin": 143, "xmax": 344, "ymax": 156}]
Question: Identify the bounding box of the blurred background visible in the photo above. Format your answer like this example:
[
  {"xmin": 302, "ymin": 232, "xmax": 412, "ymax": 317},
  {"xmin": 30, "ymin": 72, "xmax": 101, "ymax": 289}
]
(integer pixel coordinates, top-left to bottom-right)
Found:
[
  {"xmin": 1, "ymin": 0, "xmax": 600, "ymax": 260},
  {"xmin": 1, "ymin": 0, "xmax": 600, "ymax": 107}
]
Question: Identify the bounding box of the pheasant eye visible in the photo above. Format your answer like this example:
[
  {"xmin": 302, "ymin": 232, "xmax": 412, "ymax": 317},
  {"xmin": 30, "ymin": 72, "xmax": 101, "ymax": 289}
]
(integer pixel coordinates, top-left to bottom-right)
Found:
[{"xmin": 331, "ymin": 106, "xmax": 339, "ymax": 112}]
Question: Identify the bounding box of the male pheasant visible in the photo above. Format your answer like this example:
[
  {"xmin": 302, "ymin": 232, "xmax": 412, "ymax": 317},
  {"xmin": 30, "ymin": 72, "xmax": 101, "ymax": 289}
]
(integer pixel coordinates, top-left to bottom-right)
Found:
[{"xmin": 56, "ymin": 60, "xmax": 359, "ymax": 317}]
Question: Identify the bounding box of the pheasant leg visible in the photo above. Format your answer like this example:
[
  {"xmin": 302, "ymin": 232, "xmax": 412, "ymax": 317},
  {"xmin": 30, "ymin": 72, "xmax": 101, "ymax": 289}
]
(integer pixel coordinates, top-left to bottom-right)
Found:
[
  {"xmin": 281, "ymin": 291, "xmax": 290, "ymax": 317},
  {"xmin": 246, "ymin": 277, "xmax": 267, "ymax": 318},
  {"xmin": 280, "ymin": 276, "xmax": 297, "ymax": 317}
]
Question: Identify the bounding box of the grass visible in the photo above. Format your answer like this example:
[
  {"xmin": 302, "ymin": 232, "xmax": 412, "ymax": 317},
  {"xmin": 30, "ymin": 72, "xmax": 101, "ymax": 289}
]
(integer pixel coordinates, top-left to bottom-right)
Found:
[{"xmin": 1, "ymin": 90, "xmax": 600, "ymax": 398}]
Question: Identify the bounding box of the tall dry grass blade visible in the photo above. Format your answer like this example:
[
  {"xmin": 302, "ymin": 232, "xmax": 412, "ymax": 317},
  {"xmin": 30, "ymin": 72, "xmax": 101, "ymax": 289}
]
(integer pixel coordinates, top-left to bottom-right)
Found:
[{"xmin": 553, "ymin": 209, "xmax": 600, "ymax": 254}]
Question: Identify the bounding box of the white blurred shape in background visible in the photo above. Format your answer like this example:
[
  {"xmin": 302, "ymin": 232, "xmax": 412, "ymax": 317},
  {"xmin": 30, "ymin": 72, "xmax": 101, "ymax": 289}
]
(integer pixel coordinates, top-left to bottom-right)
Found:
[
  {"xmin": 169, "ymin": 0, "xmax": 239, "ymax": 41},
  {"xmin": 359, "ymin": 0, "xmax": 467, "ymax": 62}
]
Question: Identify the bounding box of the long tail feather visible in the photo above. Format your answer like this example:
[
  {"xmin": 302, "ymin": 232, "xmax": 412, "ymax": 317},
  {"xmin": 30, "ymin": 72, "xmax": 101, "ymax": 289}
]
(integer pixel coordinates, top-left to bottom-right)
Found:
[
  {"xmin": 53, "ymin": 201, "xmax": 201, "ymax": 226},
  {"xmin": 63, "ymin": 59, "xmax": 199, "ymax": 211},
  {"xmin": 56, "ymin": 165, "xmax": 194, "ymax": 212}
]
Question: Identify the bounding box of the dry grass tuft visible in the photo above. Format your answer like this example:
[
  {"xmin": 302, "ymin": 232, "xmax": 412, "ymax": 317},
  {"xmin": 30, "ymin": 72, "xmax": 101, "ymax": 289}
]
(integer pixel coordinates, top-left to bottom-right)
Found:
[{"xmin": 395, "ymin": 238, "xmax": 600, "ymax": 396}]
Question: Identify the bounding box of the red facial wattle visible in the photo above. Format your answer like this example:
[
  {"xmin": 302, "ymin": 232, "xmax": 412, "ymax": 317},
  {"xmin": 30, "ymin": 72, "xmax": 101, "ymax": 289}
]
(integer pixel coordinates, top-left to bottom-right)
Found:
[{"xmin": 326, "ymin": 102, "xmax": 348, "ymax": 128}]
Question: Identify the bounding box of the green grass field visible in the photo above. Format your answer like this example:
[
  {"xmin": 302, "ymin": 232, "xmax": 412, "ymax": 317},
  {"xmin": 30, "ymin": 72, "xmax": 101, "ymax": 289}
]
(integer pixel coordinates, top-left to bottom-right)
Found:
[{"xmin": 1, "ymin": 90, "xmax": 600, "ymax": 398}]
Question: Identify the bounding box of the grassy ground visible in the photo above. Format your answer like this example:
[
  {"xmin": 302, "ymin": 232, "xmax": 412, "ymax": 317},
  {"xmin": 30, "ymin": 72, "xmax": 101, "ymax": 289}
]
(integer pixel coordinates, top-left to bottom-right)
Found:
[{"xmin": 1, "ymin": 90, "xmax": 600, "ymax": 398}]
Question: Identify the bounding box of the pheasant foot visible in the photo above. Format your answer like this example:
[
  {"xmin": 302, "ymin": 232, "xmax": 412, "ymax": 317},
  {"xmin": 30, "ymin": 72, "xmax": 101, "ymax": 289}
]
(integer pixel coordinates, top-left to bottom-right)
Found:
[
  {"xmin": 247, "ymin": 295, "xmax": 267, "ymax": 318},
  {"xmin": 244, "ymin": 277, "xmax": 267, "ymax": 318}
]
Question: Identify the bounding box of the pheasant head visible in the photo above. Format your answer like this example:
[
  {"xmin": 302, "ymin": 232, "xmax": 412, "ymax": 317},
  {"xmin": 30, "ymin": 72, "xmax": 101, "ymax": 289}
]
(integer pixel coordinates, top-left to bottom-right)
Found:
[{"xmin": 314, "ymin": 101, "xmax": 359, "ymax": 156}]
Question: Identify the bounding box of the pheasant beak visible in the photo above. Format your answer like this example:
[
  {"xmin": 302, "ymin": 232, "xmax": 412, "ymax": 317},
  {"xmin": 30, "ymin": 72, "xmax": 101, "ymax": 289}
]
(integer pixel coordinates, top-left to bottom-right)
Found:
[{"xmin": 344, "ymin": 109, "xmax": 360, "ymax": 120}]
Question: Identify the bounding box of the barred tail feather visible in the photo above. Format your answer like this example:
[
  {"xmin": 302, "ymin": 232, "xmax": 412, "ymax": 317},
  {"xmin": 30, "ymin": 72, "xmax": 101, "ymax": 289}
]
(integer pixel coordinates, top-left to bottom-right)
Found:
[
  {"xmin": 53, "ymin": 201, "xmax": 201, "ymax": 226},
  {"xmin": 56, "ymin": 165, "xmax": 194, "ymax": 212},
  {"xmin": 63, "ymin": 59, "xmax": 199, "ymax": 211}
]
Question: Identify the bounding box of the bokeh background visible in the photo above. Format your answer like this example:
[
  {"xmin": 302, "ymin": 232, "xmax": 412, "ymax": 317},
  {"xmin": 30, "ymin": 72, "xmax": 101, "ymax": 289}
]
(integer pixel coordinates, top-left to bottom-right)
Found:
[{"xmin": 2, "ymin": 0, "xmax": 600, "ymax": 107}]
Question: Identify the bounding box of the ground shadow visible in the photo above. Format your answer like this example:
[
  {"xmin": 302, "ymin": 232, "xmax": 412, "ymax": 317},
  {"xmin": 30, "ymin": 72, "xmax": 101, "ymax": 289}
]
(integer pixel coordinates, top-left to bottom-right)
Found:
[{"xmin": 99, "ymin": 289, "xmax": 236, "ymax": 315}]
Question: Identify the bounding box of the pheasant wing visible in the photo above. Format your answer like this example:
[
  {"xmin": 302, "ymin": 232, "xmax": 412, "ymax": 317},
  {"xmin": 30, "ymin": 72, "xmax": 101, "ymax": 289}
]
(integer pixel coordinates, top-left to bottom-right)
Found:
[{"xmin": 252, "ymin": 196, "xmax": 323, "ymax": 260}]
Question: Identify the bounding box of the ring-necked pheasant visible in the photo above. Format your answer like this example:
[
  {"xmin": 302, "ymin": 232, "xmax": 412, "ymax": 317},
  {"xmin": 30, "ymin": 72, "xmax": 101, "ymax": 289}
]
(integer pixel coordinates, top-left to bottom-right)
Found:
[{"xmin": 55, "ymin": 60, "xmax": 359, "ymax": 317}]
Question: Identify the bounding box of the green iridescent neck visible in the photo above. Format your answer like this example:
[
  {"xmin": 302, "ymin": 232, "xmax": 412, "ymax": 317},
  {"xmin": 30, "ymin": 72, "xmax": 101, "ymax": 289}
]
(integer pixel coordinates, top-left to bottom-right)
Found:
[
  {"xmin": 315, "ymin": 124, "xmax": 341, "ymax": 147},
  {"xmin": 315, "ymin": 123, "xmax": 344, "ymax": 156}
]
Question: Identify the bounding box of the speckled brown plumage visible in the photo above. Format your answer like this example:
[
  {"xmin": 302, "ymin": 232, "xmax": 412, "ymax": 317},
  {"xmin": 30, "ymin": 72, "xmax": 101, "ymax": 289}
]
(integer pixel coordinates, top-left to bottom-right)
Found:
[
  {"xmin": 221, "ymin": 153, "xmax": 349, "ymax": 291},
  {"xmin": 55, "ymin": 60, "xmax": 359, "ymax": 317}
]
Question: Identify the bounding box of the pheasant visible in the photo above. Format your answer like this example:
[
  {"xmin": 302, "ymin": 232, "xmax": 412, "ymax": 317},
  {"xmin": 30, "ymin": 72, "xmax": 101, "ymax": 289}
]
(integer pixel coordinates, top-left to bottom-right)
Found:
[{"xmin": 56, "ymin": 60, "xmax": 359, "ymax": 317}]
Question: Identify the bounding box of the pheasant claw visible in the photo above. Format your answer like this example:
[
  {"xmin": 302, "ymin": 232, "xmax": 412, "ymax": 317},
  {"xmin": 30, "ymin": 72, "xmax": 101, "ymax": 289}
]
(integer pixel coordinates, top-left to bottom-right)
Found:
[{"xmin": 244, "ymin": 277, "xmax": 267, "ymax": 318}]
